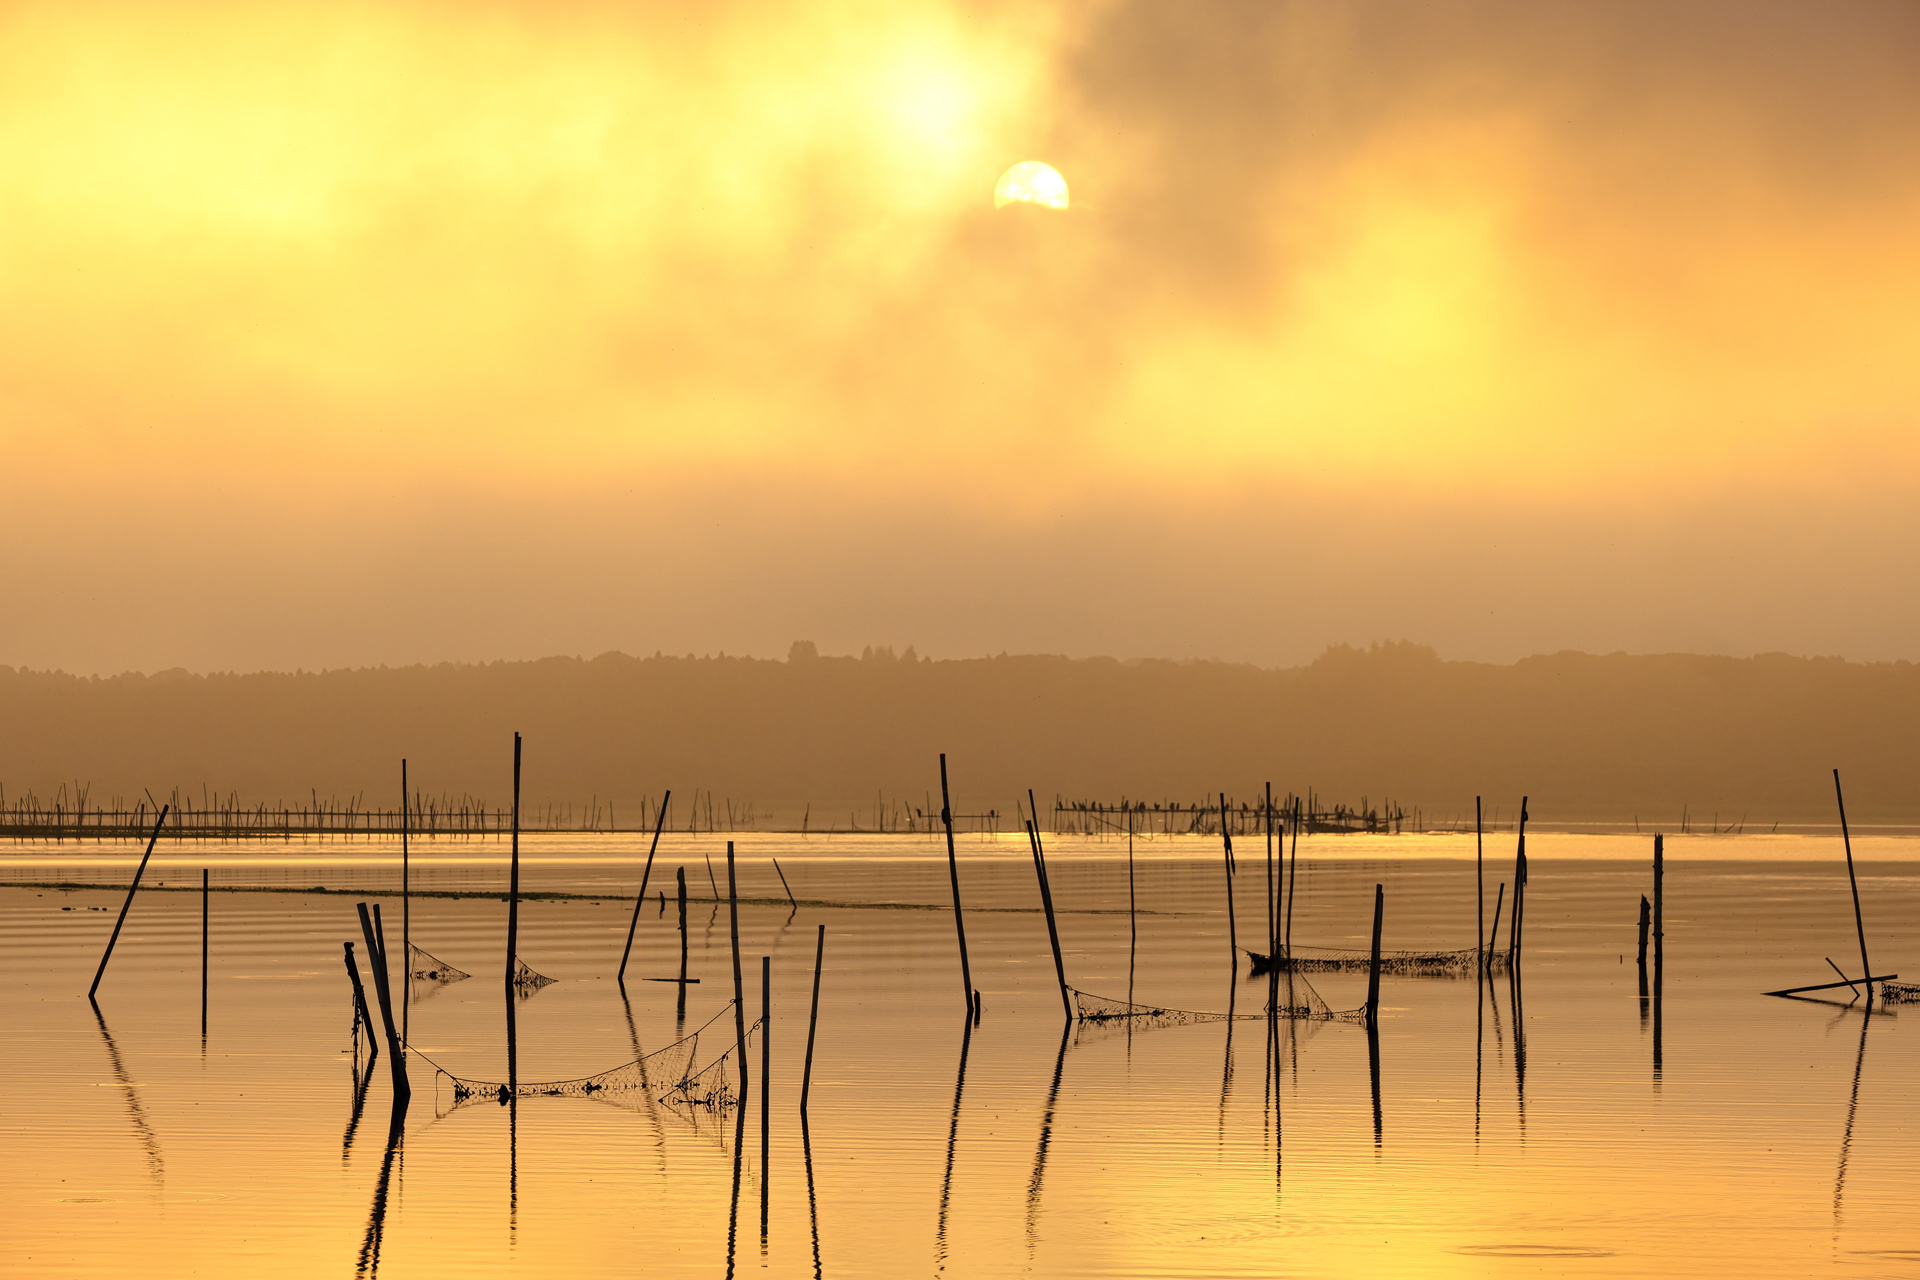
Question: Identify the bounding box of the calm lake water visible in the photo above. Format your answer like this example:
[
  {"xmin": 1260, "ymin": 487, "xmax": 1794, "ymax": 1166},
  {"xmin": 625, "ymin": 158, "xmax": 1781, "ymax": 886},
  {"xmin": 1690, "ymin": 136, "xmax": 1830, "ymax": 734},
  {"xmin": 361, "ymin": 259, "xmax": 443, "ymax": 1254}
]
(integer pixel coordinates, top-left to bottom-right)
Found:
[{"xmin": 3, "ymin": 831, "xmax": 1916, "ymax": 1277}]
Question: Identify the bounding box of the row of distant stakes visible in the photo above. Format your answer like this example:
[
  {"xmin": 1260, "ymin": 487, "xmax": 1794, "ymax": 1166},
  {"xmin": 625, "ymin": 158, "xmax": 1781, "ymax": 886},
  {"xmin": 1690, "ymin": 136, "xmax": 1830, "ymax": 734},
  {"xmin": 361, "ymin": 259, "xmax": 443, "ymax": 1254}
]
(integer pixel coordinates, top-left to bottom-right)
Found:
[{"xmin": 80, "ymin": 744, "xmax": 1915, "ymax": 1124}]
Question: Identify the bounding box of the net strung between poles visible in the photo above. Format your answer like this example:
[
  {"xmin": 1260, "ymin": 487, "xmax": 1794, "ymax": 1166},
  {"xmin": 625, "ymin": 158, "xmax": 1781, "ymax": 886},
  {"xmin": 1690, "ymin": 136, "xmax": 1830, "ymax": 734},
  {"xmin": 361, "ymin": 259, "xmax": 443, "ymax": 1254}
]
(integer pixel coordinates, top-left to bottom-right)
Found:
[
  {"xmin": 1071, "ymin": 971, "xmax": 1367, "ymax": 1030},
  {"xmin": 1248, "ymin": 944, "xmax": 1507, "ymax": 977},
  {"xmin": 1880, "ymin": 980, "xmax": 1918, "ymax": 1003},
  {"xmin": 407, "ymin": 943, "xmax": 471, "ymax": 984},
  {"xmin": 421, "ymin": 1006, "xmax": 758, "ymax": 1111}
]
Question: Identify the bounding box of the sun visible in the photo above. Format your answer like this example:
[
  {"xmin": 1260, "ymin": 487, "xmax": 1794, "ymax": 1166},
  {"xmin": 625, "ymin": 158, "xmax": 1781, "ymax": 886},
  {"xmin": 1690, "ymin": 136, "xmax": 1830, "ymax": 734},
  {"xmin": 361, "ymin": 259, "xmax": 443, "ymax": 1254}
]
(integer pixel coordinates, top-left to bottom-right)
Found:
[{"xmin": 994, "ymin": 161, "xmax": 1068, "ymax": 210}]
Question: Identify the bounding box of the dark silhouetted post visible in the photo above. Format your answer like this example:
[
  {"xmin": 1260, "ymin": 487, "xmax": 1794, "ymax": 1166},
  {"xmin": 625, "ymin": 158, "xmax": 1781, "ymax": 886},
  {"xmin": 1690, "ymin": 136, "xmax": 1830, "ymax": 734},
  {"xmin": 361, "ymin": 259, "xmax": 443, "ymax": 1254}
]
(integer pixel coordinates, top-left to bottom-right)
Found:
[
  {"xmin": 772, "ymin": 858, "xmax": 798, "ymax": 911},
  {"xmin": 1025, "ymin": 813, "xmax": 1071, "ymax": 1021},
  {"xmin": 506, "ymin": 733, "xmax": 522, "ymax": 999},
  {"xmin": 728, "ymin": 841, "xmax": 748, "ymax": 1098},
  {"xmin": 355, "ymin": 902, "xmax": 409, "ymax": 1104},
  {"xmin": 89, "ymin": 804, "xmax": 169, "ymax": 1000},
  {"xmin": 401, "ymin": 758, "xmax": 409, "ymax": 1044},
  {"xmin": 938, "ymin": 755, "xmax": 975, "ymax": 1018},
  {"xmin": 1475, "ymin": 796, "xmax": 1484, "ymax": 972},
  {"xmin": 760, "ymin": 952, "xmax": 771, "ymax": 1242},
  {"xmin": 1833, "ymin": 770, "xmax": 1873, "ymax": 998},
  {"xmin": 1653, "ymin": 832, "xmax": 1664, "ymax": 1076},
  {"xmin": 1265, "ymin": 782, "xmax": 1275, "ymax": 965},
  {"xmin": 676, "ymin": 866, "xmax": 690, "ymax": 1022},
  {"xmin": 618, "ymin": 788, "xmax": 671, "ymax": 983},
  {"xmin": 1285, "ymin": 798, "xmax": 1300, "ymax": 958},
  {"xmin": 343, "ymin": 940, "xmax": 378, "ymax": 1066},
  {"xmin": 1488, "ymin": 882, "xmax": 1505, "ymax": 962},
  {"xmin": 1219, "ymin": 793, "xmax": 1237, "ymax": 966},
  {"xmin": 201, "ymin": 868, "xmax": 209, "ymax": 1037},
  {"xmin": 801, "ymin": 924, "xmax": 825, "ymax": 1113},
  {"xmin": 1637, "ymin": 895, "xmax": 1650, "ymax": 968},
  {"xmin": 1365, "ymin": 883, "xmax": 1384, "ymax": 1027}
]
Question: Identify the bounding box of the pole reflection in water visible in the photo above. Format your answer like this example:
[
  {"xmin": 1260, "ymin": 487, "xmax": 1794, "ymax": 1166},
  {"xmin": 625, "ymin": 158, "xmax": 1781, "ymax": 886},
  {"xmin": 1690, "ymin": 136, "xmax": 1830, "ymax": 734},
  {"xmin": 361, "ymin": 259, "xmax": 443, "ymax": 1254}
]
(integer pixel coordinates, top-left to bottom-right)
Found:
[
  {"xmin": 355, "ymin": 1103, "xmax": 406, "ymax": 1278},
  {"xmin": 1474, "ymin": 963, "xmax": 1483, "ymax": 1146},
  {"xmin": 1218, "ymin": 967, "xmax": 1237, "ymax": 1149},
  {"xmin": 619, "ymin": 980, "xmax": 670, "ymax": 1172},
  {"xmin": 725, "ymin": 1091, "xmax": 747, "ymax": 1280},
  {"xmin": 934, "ymin": 1016, "xmax": 972, "ymax": 1268},
  {"xmin": 90, "ymin": 998, "xmax": 163, "ymax": 1185},
  {"xmin": 1833, "ymin": 1004, "xmax": 1875, "ymax": 1226},
  {"xmin": 343, "ymin": 1058, "xmax": 373, "ymax": 1160},
  {"xmin": 1026, "ymin": 1019, "xmax": 1071, "ymax": 1256},
  {"xmin": 1367, "ymin": 1017, "xmax": 1382, "ymax": 1149},
  {"xmin": 802, "ymin": 1112, "xmax": 824, "ymax": 1280},
  {"xmin": 1511, "ymin": 962, "xmax": 1527, "ymax": 1134}
]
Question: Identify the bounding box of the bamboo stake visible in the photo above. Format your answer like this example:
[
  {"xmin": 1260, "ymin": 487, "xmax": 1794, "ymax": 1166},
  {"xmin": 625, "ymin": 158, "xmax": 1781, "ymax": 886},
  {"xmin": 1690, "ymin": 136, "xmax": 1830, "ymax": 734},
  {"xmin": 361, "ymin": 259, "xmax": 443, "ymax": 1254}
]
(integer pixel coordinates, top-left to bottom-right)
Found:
[
  {"xmin": 506, "ymin": 733, "xmax": 521, "ymax": 999},
  {"xmin": 1285, "ymin": 798, "xmax": 1300, "ymax": 958},
  {"xmin": 772, "ymin": 858, "xmax": 798, "ymax": 911},
  {"xmin": 1488, "ymin": 882, "xmax": 1505, "ymax": 961},
  {"xmin": 618, "ymin": 788, "xmax": 672, "ymax": 983},
  {"xmin": 88, "ymin": 804, "xmax": 169, "ymax": 999},
  {"xmin": 938, "ymin": 755, "xmax": 975, "ymax": 1018},
  {"xmin": 342, "ymin": 940, "xmax": 378, "ymax": 1066},
  {"xmin": 355, "ymin": 902, "xmax": 409, "ymax": 1104},
  {"xmin": 1024, "ymin": 814, "xmax": 1072, "ymax": 1021},
  {"xmin": 1475, "ymin": 796, "xmax": 1484, "ymax": 972},
  {"xmin": 801, "ymin": 924, "xmax": 825, "ymax": 1114},
  {"xmin": 400, "ymin": 759, "xmax": 408, "ymax": 1044},
  {"xmin": 201, "ymin": 867, "xmax": 209, "ymax": 1038},
  {"xmin": 1833, "ymin": 770, "xmax": 1873, "ymax": 999},
  {"xmin": 728, "ymin": 841, "xmax": 748, "ymax": 1097},
  {"xmin": 1366, "ymin": 884, "xmax": 1384, "ymax": 1027},
  {"xmin": 1219, "ymin": 793, "xmax": 1237, "ymax": 965},
  {"xmin": 760, "ymin": 952, "xmax": 771, "ymax": 1235}
]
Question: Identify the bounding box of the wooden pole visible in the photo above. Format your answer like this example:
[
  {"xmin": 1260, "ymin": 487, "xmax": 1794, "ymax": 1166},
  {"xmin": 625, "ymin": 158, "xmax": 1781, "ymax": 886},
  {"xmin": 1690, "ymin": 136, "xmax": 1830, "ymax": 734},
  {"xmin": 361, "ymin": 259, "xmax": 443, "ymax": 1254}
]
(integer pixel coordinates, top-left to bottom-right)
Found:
[
  {"xmin": 201, "ymin": 867, "xmax": 209, "ymax": 1037},
  {"xmin": 343, "ymin": 940, "xmax": 378, "ymax": 1066},
  {"xmin": 355, "ymin": 902, "xmax": 410, "ymax": 1104},
  {"xmin": 728, "ymin": 840, "xmax": 748, "ymax": 1098},
  {"xmin": 88, "ymin": 804, "xmax": 169, "ymax": 999},
  {"xmin": 506, "ymin": 733, "xmax": 521, "ymax": 998},
  {"xmin": 938, "ymin": 755, "xmax": 975, "ymax": 1018},
  {"xmin": 618, "ymin": 788, "xmax": 672, "ymax": 983},
  {"xmin": 1127, "ymin": 803, "xmax": 1137, "ymax": 954},
  {"xmin": 801, "ymin": 924, "xmax": 825, "ymax": 1114},
  {"xmin": 772, "ymin": 858, "xmax": 798, "ymax": 911},
  {"xmin": 400, "ymin": 760, "xmax": 409, "ymax": 1044},
  {"xmin": 760, "ymin": 953, "xmax": 771, "ymax": 1218},
  {"xmin": 1833, "ymin": 770, "xmax": 1873, "ymax": 998},
  {"xmin": 1219, "ymin": 793, "xmax": 1237, "ymax": 965},
  {"xmin": 1653, "ymin": 832, "xmax": 1663, "ymax": 993},
  {"xmin": 676, "ymin": 866, "xmax": 690, "ymax": 1018},
  {"xmin": 1487, "ymin": 881, "xmax": 1505, "ymax": 960},
  {"xmin": 1512, "ymin": 797, "xmax": 1529, "ymax": 962},
  {"xmin": 1636, "ymin": 895, "xmax": 1650, "ymax": 967},
  {"xmin": 1475, "ymin": 796, "xmax": 1484, "ymax": 972},
  {"xmin": 1025, "ymin": 816, "xmax": 1072, "ymax": 1020},
  {"xmin": 1366, "ymin": 883, "xmax": 1384, "ymax": 1027},
  {"xmin": 1285, "ymin": 798, "xmax": 1300, "ymax": 958},
  {"xmin": 1265, "ymin": 783, "xmax": 1275, "ymax": 963}
]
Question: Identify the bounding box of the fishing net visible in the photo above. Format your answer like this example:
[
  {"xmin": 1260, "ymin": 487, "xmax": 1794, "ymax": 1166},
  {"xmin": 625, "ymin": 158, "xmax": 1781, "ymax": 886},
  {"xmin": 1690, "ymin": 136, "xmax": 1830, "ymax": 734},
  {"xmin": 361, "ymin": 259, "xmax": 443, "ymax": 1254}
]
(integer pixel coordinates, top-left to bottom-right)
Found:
[
  {"xmin": 1071, "ymin": 972, "xmax": 1366, "ymax": 1029},
  {"xmin": 408, "ymin": 943, "xmax": 471, "ymax": 984},
  {"xmin": 512, "ymin": 956, "xmax": 557, "ymax": 993},
  {"xmin": 419, "ymin": 1005, "xmax": 758, "ymax": 1113},
  {"xmin": 1880, "ymin": 980, "xmax": 1919, "ymax": 1004},
  {"xmin": 434, "ymin": 1034, "xmax": 701, "ymax": 1107},
  {"xmin": 1249, "ymin": 945, "xmax": 1506, "ymax": 977}
]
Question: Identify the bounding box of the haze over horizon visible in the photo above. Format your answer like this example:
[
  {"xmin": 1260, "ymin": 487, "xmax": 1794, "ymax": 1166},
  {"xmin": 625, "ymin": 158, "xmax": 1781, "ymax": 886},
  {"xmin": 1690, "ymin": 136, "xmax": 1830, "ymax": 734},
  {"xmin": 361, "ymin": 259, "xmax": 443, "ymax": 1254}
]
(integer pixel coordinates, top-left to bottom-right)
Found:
[{"xmin": 8, "ymin": 1, "xmax": 1920, "ymax": 675}]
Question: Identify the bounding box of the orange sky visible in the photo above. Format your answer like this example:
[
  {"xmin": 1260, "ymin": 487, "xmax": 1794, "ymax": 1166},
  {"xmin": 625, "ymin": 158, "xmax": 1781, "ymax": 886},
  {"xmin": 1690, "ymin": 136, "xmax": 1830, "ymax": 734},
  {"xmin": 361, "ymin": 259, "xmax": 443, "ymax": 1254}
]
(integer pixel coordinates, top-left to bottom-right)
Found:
[{"xmin": 6, "ymin": 1, "xmax": 1920, "ymax": 672}]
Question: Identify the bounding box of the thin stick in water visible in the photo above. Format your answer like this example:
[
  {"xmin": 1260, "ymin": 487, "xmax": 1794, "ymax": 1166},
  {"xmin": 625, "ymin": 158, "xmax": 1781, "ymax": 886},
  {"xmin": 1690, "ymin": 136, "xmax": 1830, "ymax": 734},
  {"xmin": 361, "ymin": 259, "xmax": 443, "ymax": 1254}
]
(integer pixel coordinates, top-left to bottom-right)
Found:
[
  {"xmin": 938, "ymin": 755, "xmax": 975, "ymax": 1018},
  {"xmin": 1833, "ymin": 769, "xmax": 1873, "ymax": 999},
  {"xmin": 728, "ymin": 841, "xmax": 748, "ymax": 1097},
  {"xmin": 801, "ymin": 924, "xmax": 825, "ymax": 1114},
  {"xmin": 88, "ymin": 804, "xmax": 169, "ymax": 1000},
  {"xmin": 618, "ymin": 788, "xmax": 672, "ymax": 983}
]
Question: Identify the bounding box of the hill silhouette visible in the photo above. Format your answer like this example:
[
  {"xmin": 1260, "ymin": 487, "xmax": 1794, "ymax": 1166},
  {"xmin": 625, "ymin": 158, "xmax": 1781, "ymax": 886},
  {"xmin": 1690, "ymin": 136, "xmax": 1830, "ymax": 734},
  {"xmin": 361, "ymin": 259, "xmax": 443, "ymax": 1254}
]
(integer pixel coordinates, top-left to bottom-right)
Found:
[{"xmin": 3, "ymin": 642, "xmax": 1917, "ymax": 829}]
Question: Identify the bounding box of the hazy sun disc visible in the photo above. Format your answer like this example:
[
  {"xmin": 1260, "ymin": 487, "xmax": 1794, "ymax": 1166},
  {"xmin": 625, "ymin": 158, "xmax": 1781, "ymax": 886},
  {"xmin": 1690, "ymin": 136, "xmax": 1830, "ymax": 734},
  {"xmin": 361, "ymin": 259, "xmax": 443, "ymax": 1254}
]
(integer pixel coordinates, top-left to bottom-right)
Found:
[{"xmin": 994, "ymin": 161, "xmax": 1068, "ymax": 210}]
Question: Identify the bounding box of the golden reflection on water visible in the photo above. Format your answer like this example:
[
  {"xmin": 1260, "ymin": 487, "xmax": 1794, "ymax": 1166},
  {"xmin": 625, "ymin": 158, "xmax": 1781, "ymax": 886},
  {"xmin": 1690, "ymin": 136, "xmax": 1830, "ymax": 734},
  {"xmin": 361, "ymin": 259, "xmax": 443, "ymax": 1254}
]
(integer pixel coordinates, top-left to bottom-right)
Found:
[{"xmin": 2, "ymin": 833, "xmax": 1917, "ymax": 1277}]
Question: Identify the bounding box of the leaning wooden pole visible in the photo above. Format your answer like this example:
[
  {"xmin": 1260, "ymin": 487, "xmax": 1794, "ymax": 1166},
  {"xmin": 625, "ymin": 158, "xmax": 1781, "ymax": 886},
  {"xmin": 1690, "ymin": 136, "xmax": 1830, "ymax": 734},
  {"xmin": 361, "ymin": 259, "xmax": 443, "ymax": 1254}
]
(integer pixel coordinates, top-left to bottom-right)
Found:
[
  {"xmin": 727, "ymin": 841, "xmax": 749, "ymax": 1098},
  {"xmin": 1219, "ymin": 793, "xmax": 1237, "ymax": 966},
  {"xmin": 1285, "ymin": 798, "xmax": 1300, "ymax": 958},
  {"xmin": 1025, "ymin": 817, "xmax": 1072, "ymax": 1021},
  {"xmin": 355, "ymin": 902, "xmax": 410, "ymax": 1104},
  {"xmin": 801, "ymin": 924, "xmax": 825, "ymax": 1114},
  {"xmin": 938, "ymin": 755, "xmax": 975, "ymax": 1018},
  {"xmin": 1833, "ymin": 770, "xmax": 1873, "ymax": 996},
  {"xmin": 1365, "ymin": 883, "xmax": 1385, "ymax": 1027},
  {"xmin": 343, "ymin": 940, "xmax": 378, "ymax": 1066},
  {"xmin": 89, "ymin": 804, "xmax": 169, "ymax": 999},
  {"xmin": 618, "ymin": 788, "xmax": 672, "ymax": 984}
]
